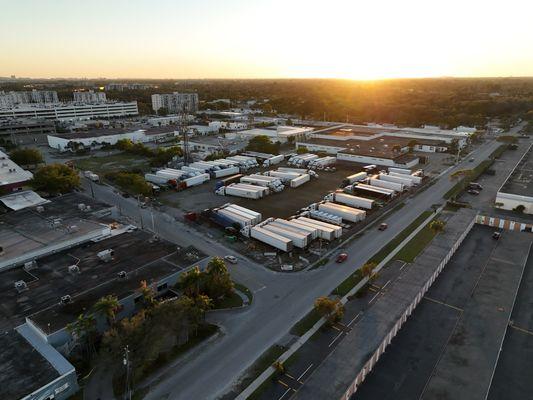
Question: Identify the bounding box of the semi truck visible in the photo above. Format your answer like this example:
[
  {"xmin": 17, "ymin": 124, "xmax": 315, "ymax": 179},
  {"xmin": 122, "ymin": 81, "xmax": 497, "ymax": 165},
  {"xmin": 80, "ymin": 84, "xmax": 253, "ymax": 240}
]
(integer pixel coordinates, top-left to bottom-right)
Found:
[
  {"xmin": 290, "ymin": 174, "xmax": 310, "ymax": 188},
  {"xmin": 342, "ymin": 172, "xmax": 368, "ymax": 186},
  {"xmin": 250, "ymin": 226, "xmax": 293, "ymax": 252},
  {"xmin": 318, "ymin": 202, "xmax": 366, "ymax": 223},
  {"xmin": 295, "ymin": 216, "xmax": 342, "ymax": 240},
  {"xmin": 369, "ymin": 178, "xmax": 404, "ymax": 192},
  {"xmin": 325, "ymin": 192, "xmax": 374, "ymax": 209}
]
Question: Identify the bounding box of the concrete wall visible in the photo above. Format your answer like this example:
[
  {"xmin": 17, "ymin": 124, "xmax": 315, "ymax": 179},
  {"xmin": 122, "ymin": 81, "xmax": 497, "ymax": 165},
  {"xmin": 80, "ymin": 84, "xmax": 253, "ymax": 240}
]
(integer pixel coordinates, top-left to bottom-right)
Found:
[
  {"xmin": 495, "ymin": 191, "xmax": 533, "ymax": 215},
  {"xmin": 476, "ymin": 214, "xmax": 533, "ymax": 232}
]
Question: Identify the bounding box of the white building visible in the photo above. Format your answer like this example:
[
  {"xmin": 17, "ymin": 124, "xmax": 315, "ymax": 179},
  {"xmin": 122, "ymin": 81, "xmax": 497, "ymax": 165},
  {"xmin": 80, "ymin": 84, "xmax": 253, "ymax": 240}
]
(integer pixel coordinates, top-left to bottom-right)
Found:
[
  {"xmin": 0, "ymin": 102, "xmax": 138, "ymax": 121},
  {"xmin": 151, "ymin": 92, "xmax": 199, "ymax": 113},
  {"xmin": 47, "ymin": 127, "xmax": 175, "ymax": 152},
  {"xmin": 0, "ymin": 150, "xmax": 33, "ymax": 192},
  {"xmin": 0, "ymin": 90, "xmax": 59, "ymax": 108},
  {"xmin": 187, "ymin": 124, "xmax": 219, "ymax": 135},
  {"xmin": 226, "ymin": 125, "xmax": 313, "ymax": 143},
  {"xmin": 147, "ymin": 115, "xmax": 193, "ymax": 127},
  {"xmin": 208, "ymin": 120, "xmax": 248, "ymax": 131},
  {"xmin": 73, "ymin": 90, "xmax": 107, "ymax": 104}
]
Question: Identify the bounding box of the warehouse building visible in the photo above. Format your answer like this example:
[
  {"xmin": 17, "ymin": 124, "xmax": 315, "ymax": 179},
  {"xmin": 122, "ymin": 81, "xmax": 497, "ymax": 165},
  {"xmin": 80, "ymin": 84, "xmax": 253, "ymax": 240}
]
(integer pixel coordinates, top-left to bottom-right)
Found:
[
  {"xmin": 495, "ymin": 143, "xmax": 533, "ymax": 214},
  {"xmin": 0, "ymin": 149, "xmax": 33, "ymax": 192},
  {"xmin": 47, "ymin": 126, "xmax": 176, "ymax": 151},
  {"xmin": 0, "ymin": 118, "xmax": 56, "ymax": 144}
]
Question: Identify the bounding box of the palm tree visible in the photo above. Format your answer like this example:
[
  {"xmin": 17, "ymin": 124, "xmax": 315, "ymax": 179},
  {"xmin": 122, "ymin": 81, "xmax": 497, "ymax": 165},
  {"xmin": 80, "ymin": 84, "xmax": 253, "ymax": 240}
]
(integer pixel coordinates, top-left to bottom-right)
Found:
[
  {"xmin": 67, "ymin": 313, "xmax": 97, "ymax": 358},
  {"xmin": 429, "ymin": 219, "xmax": 446, "ymax": 234},
  {"xmin": 94, "ymin": 295, "xmax": 121, "ymax": 328},
  {"xmin": 139, "ymin": 280, "xmax": 158, "ymax": 310}
]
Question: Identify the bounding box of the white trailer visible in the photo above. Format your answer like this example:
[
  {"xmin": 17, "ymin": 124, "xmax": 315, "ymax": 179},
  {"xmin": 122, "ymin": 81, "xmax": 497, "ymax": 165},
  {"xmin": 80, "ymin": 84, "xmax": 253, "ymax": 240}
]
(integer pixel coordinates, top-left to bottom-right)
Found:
[
  {"xmin": 156, "ymin": 170, "xmax": 185, "ymax": 180},
  {"xmin": 278, "ymin": 167, "xmax": 309, "ymax": 174},
  {"xmin": 183, "ymin": 173, "xmax": 210, "ymax": 187},
  {"xmin": 343, "ymin": 172, "xmax": 368, "ymax": 185},
  {"xmin": 273, "ymin": 218, "xmax": 318, "ymax": 240},
  {"xmin": 327, "ymin": 192, "xmax": 374, "ymax": 210},
  {"xmin": 379, "ymin": 173, "xmax": 414, "ymax": 187},
  {"xmin": 222, "ymin": 185, "xmax": 264, "ymax": 199},
  {"xmin": 221, "ymin": 206, "xmax": 259, "ymax": 225},
  {"xmin": 251, "ymin": 226, "xmax": 293, "ymax": 252},
  {"xmin": 354, "ymin": 183, "xmax": 395, "ymax": 197},
  {"xmin": 181, "ymin": 166, "xmax": 204, "ymax": 175},
  {"xmin": 224, "ymin": 204, "xmax": 262, "ymax": 225},
  {"xmin": 269, "ymin": 220, "xmax": 314, "ymax": 241},
  {"xmin": 241, "ymin": 177, "xmax": 273, "ymax": 187},
  {"xmin": 389, "ymin": 172, "xmax": 423, "ymax": 185},
  {"xmin": 268, "ymin": 171, "xmax": 301, "ymax": 181},
  {"xmin": 145, "ymin": 173, "xmax": 170, "ymax": 185},
  {"xmin": 262, "ymin": 224, "xmax": 308, "ymax": 248},
  {"xmin": 213, "ymin": 166, "xmax": 240, "ymax": 178},
  {"xmin": 264, "ymin": 154, "xmax": 284, "ymax": 167},
  {"xmin": 370, "ymin": 178, "xmax": 404, "ymax": 192},
  {"xmin": 292, "ymin": 218, "xmax": 335, "ymax": 241},
  {"xmin": 217, "ymin": 208, "xmax": 253, "ymax": 227},
  {"xmin": 290, "ymin": 174, "xmax": 310, "ymax": 188},
  {"xmin": 295, "ymin": 216, "xmax": 342, "ymax": 239},
  {"xmin": 248, "ymin": 174, "xmax": 279, "ymax": 182},
  {"xmin": 230, "ymin": 183, "xmax": 270, "ymax": 194},
  {"xmin": 388, "ymin": 167, "xmax": 411, "ymax": 175},
  {"xmin": 318, "ymin": 202, "xmax": 366, "ymax": 223}
]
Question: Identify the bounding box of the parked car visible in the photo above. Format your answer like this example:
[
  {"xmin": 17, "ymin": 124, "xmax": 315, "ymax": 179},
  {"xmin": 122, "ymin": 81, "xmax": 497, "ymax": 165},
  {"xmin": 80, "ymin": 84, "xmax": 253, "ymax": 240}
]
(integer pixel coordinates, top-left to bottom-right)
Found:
[
  {"xmin": 378, "ymin": 223, "xmax": 388, "ymax": 231},
  {"xmin": 492, "ymin": 231, "xmax": 501, "ymax": 240},
  {"xmin": 336, "ymin": 253, "xmax": 348, "ymax": 263},
  {"xmin": 469, "ymin": 182, "xmax": 483, "ymax": 190},
  {"xmin": 467, "ymin": 189, "xmax": 480, "ymax": 195},
  {"xmin": 224, "ymin": 255, "xmax": 238, "ymax": 264},
  {"xmin": 469, "ymin": 158, "xmax": 475, "ymax": 162}
]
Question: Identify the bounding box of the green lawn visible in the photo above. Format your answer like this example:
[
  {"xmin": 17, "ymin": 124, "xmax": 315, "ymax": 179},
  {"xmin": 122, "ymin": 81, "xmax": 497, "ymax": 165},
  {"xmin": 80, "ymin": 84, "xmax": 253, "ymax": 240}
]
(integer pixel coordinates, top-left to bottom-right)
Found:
[
  {"xmin": 290, "ymin": 309, "xmax": 321, "ymax": 336},
  {"xmin": 331, "ymin": 270, "xmax": 363, "ymax": 297},
  {"xmin": 74, "ymin": 152, "xmax": 151, "ymax": 175},
  {"xmin": 213, "ymin": 291, "xmax": 243, "ymax": 309}
]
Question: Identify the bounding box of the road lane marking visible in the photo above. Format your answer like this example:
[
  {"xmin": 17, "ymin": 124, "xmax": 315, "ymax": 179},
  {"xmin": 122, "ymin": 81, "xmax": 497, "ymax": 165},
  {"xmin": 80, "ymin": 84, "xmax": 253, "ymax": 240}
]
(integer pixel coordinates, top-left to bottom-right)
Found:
[
  {"xmin": 277, "ymin": 380, "xmax": 289, "ymax": 388},
  {"xmin": 331, "ymin": 325, "xmax": 341, "ymax": 332},
  {"xmin": 381, "ymin": 279, "xmax": 392, "ymax": 290},
  {"xmin": 328, "ymin": 331, "xmax": 344, "ymax": 347},
  {"xmin": 285, "ymin": 373, "xmax": 296, "ymax": 381},
  {"xmin": 278, "ymin": 388, "xmax": 291, "ymax": 400},
  {"xmin": 297, "ymin": 364, "xmax": 313, "ymax": 381},
  {"xmin": 368, "ymin": 292, "xmax": 380, "ymax": 305},
  {"xmin": 423, "ymin": 296, "xmax": 463, "ymax": 312},
  {"xmin": 347, "ymin": 312, "xmax": 361, "ymax": 327},
  {"xmin": 510, "ymin": 324, "xmax": 533, "ymax": 336}
]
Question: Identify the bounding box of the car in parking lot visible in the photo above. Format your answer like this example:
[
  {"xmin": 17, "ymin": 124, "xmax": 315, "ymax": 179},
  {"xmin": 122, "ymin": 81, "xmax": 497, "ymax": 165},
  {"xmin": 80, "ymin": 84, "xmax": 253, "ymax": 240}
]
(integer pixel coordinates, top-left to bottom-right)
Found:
[
  {"xmin": 467, "ymin": 189, "xmax": 480, "ymax": 195},
  {"xmin": 224, "ymin": 255, "xmax": 238, "ymax": 264},
  {"xmin": 469, "ymin": 158, "xmax": 475, "ymax": 162},
  {"xmin": 492, "ymin": 231, "xmax": 501, "ymax": 240},
  {"xmin": 336, "ymin": 253, "xmax": 348, "ymax": 263}
]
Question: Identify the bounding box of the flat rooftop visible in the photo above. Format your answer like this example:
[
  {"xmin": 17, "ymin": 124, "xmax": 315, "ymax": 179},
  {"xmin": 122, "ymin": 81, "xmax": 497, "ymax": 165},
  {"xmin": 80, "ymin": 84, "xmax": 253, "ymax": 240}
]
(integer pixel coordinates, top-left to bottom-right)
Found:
[
  {"xmin": 0, "ymin": 329, "xmax": 59, "ymax": 400},
  {"xmin": 293, "ymin": 209, "xmax": 477, "ymax": 400},
  {"xmin": 499, "ymin": 143, "xmax": 533, "ymax": 198},
  {"xmin": 421, "ymin": 230, "xmax": 532, "ymax": 400},
  {"xmin": 0, "ymin": 193, "xmax": 113, "ymax": 271},
  {"xmin": 0, "ymin": 149, "xmax": 33, "ymax": 186},
  {"xmin": 51, "ymin": 125, "xmax": 177, "ymax": 140},
  {"xmin": 0, "ymin": 228, "xmax": 205, "ymax": 332}
]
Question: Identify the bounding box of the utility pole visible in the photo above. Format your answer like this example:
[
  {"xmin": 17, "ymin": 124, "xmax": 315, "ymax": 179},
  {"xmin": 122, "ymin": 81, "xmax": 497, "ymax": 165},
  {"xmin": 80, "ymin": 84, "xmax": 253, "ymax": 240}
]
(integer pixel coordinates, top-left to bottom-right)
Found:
[
  {"xmin": 180, "ymin": 107, "xmax": 190, "ymax": 166},
  {"xmin": 123, "ymin": 346, "xmax": 132, "ymax": 400}
]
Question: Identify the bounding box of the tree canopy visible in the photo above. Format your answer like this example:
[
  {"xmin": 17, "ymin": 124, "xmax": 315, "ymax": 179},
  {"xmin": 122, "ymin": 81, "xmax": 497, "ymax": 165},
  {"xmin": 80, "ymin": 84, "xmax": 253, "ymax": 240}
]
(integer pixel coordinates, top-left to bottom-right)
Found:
[
  {"xmin": 31, "ymin": 163, "xmax": 80, "ymax": 194},
  {"xmin": 246, "ymin": 135, "xmax": 280, "ymax": 154},
  {"xmin": 9, "ymin": 148, "xmax": 43, "ymax": 166}
]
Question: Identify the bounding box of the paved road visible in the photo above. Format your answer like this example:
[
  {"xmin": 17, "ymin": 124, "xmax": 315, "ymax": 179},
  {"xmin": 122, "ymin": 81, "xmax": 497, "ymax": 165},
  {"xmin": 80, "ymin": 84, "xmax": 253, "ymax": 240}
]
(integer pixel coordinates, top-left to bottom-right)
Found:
[{"xmin": 83, "ymin": 136, "xmax": 508, "ymax": 400}]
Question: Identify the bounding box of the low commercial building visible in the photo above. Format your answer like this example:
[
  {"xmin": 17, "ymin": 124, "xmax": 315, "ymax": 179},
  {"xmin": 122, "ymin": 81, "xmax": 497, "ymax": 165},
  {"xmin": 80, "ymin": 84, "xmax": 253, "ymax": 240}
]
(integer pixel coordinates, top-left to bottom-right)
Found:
[
  {"xmin": 495, "ymin": 143, "xmax": 533, "ymax": 214},
  {"xmin": 185, "ymin": 135, "xmax": 249, "ymax": 158},
  {"xmin": 0, "ymin": 101, "xmax": 139, "ymax": 121},
  {"xmin": 227, "ymin": 125, "xmax": 313, "ymax": 143},
  {"xmin": 0, "ymin": 149, "xmax": 33, "ymax": 192},
  {"xmin": 147, "ymin": 115, "xmax": 193, "ymax": 127},
  {"xmin": 47, "ymin": 126, "xmax": 176, "ymax": 151},
  {"xmin": 209, "ymin": 120, "xmax": 249, "ymax": 131}
]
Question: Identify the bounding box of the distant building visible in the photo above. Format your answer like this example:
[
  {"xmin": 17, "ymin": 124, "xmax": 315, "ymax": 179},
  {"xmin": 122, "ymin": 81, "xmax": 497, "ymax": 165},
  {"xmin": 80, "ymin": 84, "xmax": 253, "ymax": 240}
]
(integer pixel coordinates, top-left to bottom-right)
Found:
[
  {"xmin": 73, "ymin": 90, "xmax": 107, "ymax": 104},
  {"xmin": 0, "ymin": 118, "xmax": 56, "ymax": 145},
  {"xmin": 105, "ymin": 83, "xmax": 153, "ymax": 91},
  {"xmin": 151, "ymin": 92, "xmax": 199, "ymax": 113},
  {"xmin": 0, "ymin": 101, "xmax": 139, "ymax": 121},
  {"xmin": 0, "ymin": 149, "xmax": 33, "ymax": 192},
  {"xmin": 147, "ymin": 115, "xmax": 193, "ymax": 127},
  {"xmin": 0, "ymin": 90, "xmax": 59, "ymax": 108}
]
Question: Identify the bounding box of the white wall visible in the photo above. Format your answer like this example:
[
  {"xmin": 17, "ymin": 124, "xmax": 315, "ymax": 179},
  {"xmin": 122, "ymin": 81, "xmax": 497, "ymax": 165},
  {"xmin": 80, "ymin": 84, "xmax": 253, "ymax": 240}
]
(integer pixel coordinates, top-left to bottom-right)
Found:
[
  {"xmin": 495, "ymin": 192, "xmax": 533, "ymax": 214},
  {"xmin": 47, "ymin": 130, "xmax": 166, "ymax": 152}
]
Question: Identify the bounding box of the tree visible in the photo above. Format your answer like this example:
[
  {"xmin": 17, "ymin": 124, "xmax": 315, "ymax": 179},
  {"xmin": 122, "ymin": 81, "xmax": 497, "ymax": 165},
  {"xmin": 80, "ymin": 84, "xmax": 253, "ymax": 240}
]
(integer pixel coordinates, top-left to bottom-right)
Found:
[
  {"xmin": 139, "ymin": 280, "xmax": 158, "ymax": 310},
  {"xmin": 179, "ymin": 266, "xmax": 205, "ymax": 298},
  {"xmin": 158, "ymin": 107, "xmax": 169, "ymax": 116},
  {"xmin": 9, "ymin": 148, "xmax": 43, "ymax": 167},
  {"xmin": 296, "ymin": 146, "xmax": 308, "ymax": 154},
  {"xmin": 314, "ymin": 296, "xmax": 344, "ymax": 325},
  {"xmin": 246, "ymin": 135, "xmax": 280, "ymax": 154},
  {"xmin": 361, "ymin": 262, "xmax": 377, "ymax": 279},
  {"xmin": 205, "ymin": 257, "xmax": 234, "ymax": 300},
  {"xmin": 31, "ymin": 163, "xmax": 80, "ymax": 194},
  {"xmin": 67, "ymin": 313, "xmax": 97, "ymax": 359},
  {"xmin": 94, "ymin": 295, "xmax": 121, "ymax": 327},
  {"xmin": 513, "ymin": 204, "xmax": 526, "ymax": 214},
  {"xmin": 429, "ymin": 219, "xmax": 446, "ymax": 234}
]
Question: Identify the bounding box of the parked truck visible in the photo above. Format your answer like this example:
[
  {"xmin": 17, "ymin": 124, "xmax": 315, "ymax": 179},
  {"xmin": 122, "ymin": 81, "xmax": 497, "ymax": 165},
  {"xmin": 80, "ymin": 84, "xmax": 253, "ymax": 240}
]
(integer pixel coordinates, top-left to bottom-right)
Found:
[
  {"xmin": 325, "ymin": 192, "xmax": 374, "ymax": 209},
  {"xmin": 388, "ymin": 167, "xmax": 411, "ymax": 175},
  {"xmin": 223, "ymin": 204, "xmax": 262, "ymax": 225},
  {"xmin": 261, "ymin": 224, "xmax": 308, "ymax": 248},
  {"xmin": 388, "ymin": 172, "xmax": 422, "ymax": 185},
  {"xmin": 369, "ymin": 178, "xmax": 404, "ymax": 192},
  {"xmin": 295, "ymin": 216, "xmax": 342, "ymax": 239},
  {"xmin": 379, "ymin": 173, "xmax": 414, "ymax": 187},
  {"xmin": 353, "ymin": 183, "xmax": 395, "ymax": 197},
  {"xmin": 273, "ymin": 218, "xmax": 318, "ymax": 240},
  {"xmin": 290, "ymin": 173, "xmax": 310, "ymax": 188},
  {"xmin": 250, "ymin": 226, "xmax": 293, "ymax": 252},
  {"xmin": 342, "ymin": 172, "xmax": 368, "ymax": 186},
  {"xmin": 217, "ymin": 184, "xmax": 265, "ymax": 199},
  {"xmin": 318, "ymin": 202, "xmax": 366, "ymax": 223}
]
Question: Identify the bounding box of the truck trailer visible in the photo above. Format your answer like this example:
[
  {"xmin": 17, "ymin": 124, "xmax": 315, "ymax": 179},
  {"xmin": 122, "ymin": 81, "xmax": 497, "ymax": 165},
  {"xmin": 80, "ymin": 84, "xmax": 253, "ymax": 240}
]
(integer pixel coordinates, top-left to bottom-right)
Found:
[
  {"xmin": 318, "ymin": 202, "xmax": 366, "ymax": 223},
  {"xmin": 326, "ymin": 192, "xmax": 374, "ymax": 209},
  {"xmin": 250, "ymin": 226, "xmax": 293, "ymax": 252},
  {"xmin": 369, "ymin": 178, "xmax": 404, "ymax": 192}
]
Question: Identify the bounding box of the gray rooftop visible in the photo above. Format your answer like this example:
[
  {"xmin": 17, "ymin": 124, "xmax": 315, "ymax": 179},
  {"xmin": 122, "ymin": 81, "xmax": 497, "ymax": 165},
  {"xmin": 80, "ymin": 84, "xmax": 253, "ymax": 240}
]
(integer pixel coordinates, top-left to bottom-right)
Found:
[
  {"xmin": 499, "ymin": 143, "xmax": 533, "ymax": 198},
  {"xmin": 421, "ymin": 230, "xmax": 532, "ymax": 400},
  {"xmin": 293, "ymin": 209, "xmax": 477, "ymax": 400}
]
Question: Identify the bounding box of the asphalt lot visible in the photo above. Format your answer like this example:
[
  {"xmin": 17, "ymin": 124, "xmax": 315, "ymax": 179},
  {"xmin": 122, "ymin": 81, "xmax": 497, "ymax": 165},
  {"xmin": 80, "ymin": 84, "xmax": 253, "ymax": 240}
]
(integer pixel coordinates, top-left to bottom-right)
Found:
[
  {"xmin": 487, "ymin": 237, "xmax": 533, "ymax": 400},
  {"xmin": 353, "ymin": 225, "xmax": 532, "ymax": 400}
]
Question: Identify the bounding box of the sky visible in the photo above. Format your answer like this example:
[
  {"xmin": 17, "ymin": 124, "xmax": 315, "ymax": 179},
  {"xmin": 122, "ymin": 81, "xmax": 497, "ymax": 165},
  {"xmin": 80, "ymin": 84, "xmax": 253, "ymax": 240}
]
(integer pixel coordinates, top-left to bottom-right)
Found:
[{"xmin": 1, "ymin": 0, "xmax": 532, "ymax": 80}]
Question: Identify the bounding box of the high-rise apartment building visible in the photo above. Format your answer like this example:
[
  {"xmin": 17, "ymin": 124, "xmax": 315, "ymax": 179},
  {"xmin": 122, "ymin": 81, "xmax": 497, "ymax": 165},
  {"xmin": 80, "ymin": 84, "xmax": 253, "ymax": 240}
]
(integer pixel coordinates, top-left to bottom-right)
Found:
[
  {"xmin": 151, "ymin": 92, "xmax": 199, "ymax": 113},
  {"xmin": 73, "ymin": 90, "xmax": 107, "ymax": 104},
  {"xmin": 0, "ymin": 90, "xmax": 59, "ymax": 108}
]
